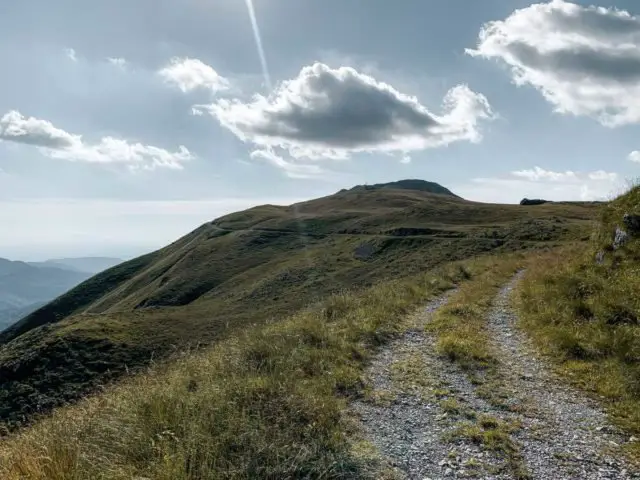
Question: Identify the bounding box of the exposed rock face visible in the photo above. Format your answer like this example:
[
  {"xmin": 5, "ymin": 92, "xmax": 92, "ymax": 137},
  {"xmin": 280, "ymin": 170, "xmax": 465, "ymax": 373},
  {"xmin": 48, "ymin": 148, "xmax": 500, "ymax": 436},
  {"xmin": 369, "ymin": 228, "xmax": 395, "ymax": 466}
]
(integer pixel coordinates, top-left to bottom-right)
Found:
[{"xmin": 613, "ymin": 227, "xmax": 629, "ymax": 250}]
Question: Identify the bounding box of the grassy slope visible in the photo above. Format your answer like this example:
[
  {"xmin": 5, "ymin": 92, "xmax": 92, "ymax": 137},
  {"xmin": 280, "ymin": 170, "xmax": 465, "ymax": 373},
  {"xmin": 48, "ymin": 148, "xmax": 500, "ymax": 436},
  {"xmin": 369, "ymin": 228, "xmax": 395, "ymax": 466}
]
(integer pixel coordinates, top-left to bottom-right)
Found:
[
  {"xmin": 0, "ymin": 186, "xmax": 598, "ymax": 429},
  {"xmin": 0, "ymin": 256, "xmax": 526, "ymax": 479},
  {"xmin": 516, "ymin": 185, "xmax": 640, "ymax": 454}
]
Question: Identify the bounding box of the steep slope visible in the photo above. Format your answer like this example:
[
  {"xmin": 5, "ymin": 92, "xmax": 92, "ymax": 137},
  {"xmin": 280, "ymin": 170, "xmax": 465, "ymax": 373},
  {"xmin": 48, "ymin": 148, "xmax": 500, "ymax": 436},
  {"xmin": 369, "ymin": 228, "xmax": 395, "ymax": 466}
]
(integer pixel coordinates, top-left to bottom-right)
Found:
[{"xmin": 0, "ymin": 181, "xmax": 599, "ymax": 428}]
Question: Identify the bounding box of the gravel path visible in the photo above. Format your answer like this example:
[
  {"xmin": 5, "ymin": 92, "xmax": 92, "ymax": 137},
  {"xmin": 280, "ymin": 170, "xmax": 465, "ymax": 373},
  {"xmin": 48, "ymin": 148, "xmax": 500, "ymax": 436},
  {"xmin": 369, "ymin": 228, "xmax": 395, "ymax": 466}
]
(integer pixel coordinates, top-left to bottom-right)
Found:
[
  {"xmin": 486, "ymin": 272, "xmax": 639, "ymax": 479},
  {"xmin": 352, "ymin": 291, "xmax": 514, "ymax": 479},
  {"xmin": 351, "ymin": 274, "xmax": 640, "ymax": 479}
]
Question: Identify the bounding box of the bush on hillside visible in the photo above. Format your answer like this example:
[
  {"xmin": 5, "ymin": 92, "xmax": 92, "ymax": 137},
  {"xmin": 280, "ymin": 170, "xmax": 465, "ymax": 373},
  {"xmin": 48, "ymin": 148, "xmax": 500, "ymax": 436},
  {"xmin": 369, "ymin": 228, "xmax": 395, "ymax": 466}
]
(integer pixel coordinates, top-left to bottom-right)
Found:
[{"xmin": 519, "ymin": 198, "xmax": 549, "ymax": 206}]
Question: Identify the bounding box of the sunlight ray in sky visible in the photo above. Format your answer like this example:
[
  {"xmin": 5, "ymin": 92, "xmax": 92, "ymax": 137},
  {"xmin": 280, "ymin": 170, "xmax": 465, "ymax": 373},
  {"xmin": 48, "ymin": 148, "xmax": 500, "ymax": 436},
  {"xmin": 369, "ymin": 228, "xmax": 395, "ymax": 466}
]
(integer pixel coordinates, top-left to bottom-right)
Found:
[{"xmin": 244, "ymin": 0, "xmax": 272, "ymax": 92}]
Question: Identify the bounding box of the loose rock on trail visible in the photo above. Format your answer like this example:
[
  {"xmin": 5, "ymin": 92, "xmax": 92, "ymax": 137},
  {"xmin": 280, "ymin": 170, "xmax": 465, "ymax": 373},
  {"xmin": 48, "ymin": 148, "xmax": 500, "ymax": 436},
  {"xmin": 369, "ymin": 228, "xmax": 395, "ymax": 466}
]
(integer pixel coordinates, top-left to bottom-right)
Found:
[{"xmin": 352, "ymin": 274, "xmax": 640, "ymax": 479}]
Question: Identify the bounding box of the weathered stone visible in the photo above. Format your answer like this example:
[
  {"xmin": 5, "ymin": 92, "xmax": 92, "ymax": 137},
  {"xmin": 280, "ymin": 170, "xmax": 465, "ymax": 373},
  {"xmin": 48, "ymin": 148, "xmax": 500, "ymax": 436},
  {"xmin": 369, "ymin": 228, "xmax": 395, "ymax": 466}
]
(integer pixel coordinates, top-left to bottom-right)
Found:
[
  {"xmin": 595, "ymin": 251, "xmax": 605, "ymax": 264},
  {"xmin": 613, "ymin": 227, "xmax": 629, "ymax": 250}
]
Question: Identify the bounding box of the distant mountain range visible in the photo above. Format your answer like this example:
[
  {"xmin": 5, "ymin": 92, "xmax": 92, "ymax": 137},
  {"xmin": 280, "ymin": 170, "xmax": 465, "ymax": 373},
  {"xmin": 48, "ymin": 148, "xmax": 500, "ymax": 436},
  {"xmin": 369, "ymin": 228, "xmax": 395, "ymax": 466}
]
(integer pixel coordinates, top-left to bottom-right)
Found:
[
  {"xmin": 27, "ymin": 257, "xmax": 125, "ymax": 274},
  {"xmin": 0, "ymin": 257, "xmax": 123, "ymax": 331}
]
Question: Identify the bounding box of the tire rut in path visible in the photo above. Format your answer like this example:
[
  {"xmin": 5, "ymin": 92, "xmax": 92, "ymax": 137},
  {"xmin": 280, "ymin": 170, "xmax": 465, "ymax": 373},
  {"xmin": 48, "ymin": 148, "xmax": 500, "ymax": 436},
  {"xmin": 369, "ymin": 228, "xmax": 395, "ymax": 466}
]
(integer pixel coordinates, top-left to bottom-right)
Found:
[
  {"xmin": 352, "ymin": 274, "xmax": 640, "ymax": 479},
  {"xmin": 486, "ymin": 272, "xmax": 639, "ymax": 480},
  {"xmin": 351, "ymin": 290, "xmax": 514, "ymax": 479}
]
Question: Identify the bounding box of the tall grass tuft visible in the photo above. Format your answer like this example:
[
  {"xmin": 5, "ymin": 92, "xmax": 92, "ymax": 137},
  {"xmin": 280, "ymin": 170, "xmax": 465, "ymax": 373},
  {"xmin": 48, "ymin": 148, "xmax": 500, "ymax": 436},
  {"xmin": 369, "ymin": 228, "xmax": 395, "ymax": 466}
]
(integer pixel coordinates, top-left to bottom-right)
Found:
[{"xmin": 516, "ymin": 185, "xmax": 640, "ymax": 457}]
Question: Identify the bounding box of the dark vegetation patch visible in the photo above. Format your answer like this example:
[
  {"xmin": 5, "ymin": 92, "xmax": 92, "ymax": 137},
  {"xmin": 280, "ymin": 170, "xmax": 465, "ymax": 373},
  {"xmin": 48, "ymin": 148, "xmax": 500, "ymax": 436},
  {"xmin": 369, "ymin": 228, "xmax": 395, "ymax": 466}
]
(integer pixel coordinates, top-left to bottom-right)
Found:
[{"xmin": 520, "ymin": 198, "xmax": 549, "ymax": 206}]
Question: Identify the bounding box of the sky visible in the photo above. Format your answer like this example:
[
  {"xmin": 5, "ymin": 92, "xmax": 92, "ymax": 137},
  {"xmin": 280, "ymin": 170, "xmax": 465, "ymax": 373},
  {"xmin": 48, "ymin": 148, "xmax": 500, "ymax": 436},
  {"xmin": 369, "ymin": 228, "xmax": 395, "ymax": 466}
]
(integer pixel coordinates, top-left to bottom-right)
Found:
[{"xmin": 1, "ymin": 0, "xmax": 639, "ymax": 259}]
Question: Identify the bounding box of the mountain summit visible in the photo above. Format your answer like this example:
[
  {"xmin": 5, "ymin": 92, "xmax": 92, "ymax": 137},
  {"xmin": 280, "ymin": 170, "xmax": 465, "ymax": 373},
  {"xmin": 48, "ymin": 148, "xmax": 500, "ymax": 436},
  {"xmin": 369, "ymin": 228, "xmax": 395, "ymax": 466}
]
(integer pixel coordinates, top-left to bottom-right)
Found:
[{"xmin": 344, "ymin": 179, "xmax": 459, "ymax": 197}]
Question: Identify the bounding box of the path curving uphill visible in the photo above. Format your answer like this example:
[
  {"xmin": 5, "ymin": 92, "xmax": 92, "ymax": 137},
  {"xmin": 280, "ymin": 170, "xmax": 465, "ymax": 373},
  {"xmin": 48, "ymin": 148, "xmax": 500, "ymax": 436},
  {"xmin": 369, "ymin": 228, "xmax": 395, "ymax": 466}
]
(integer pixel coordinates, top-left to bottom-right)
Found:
[{"xmin": 351, "ymin": 274, "xmax": 639, "ymax": 479}]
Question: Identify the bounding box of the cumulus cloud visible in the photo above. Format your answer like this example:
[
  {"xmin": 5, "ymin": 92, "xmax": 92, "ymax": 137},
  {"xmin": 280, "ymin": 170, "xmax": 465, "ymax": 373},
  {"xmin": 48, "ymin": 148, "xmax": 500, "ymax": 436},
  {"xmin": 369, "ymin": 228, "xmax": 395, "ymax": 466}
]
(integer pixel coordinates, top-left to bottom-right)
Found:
[
  {"xmin": 456, "ymin": 166, "xmax": 621, "ymax": 203},
  {"xmin": 467, "ymin": 0, "xmax": 640, "ymax": 127},
  {"xmin": 0, "ymin": 111, "xmax": 192, "ymax": 170},
  {"xmin": 159, "ymin": 57, "xmax": 229, "ymax": 93},
  {"xmin": 629, "ymin": 151, "xmax": 640, "ymax": 163},
  {"xmin": 205, "ymin": 62, "xmax": 494, "ymax": 160},
  {"xmin": 0, "ymin": 110, "xmax": 79, "ymax": 149}
]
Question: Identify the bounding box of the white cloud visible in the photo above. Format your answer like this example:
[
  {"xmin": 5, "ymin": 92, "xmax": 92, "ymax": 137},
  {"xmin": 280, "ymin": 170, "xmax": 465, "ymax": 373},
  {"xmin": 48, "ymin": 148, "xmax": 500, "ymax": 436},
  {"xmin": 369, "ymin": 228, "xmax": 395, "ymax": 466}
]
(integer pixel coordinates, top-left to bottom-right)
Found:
[
  {"xmin": 249, "ymin": 148, "xmax": 324, "ymax": 179},
  {"xmin": 455, "ymin": 166, "xmax": 622, "ymax": 203},
  {"xmin": 512, "ymin": 166, "xmax": 577, "ymax": 181},
  {"xmin": 0, "ymin": 111, "xmax": 193, "ymax": 170},
  {"xmin": 205, "ymin": 62, "xmax": 494, "ymax": 160},
  {"xmin": 158, "ymin": 57, "xmax": 229, "ymax": 93},
  {"xmin": 0, "ymin": 110, "xmax": 79, "ymax": 148},
  {"xmin": 629, "ymin": 150, "xmax": 640, "ymax": 163},
  {"xmin": 588, "ymin": 170, "xmax": 619, "ymax": 181},
  {"xmin": 467, "ymin": 0, "xmax": 640, "ymax": 127},
  {"xmin": 107, "ymin": 57, "xmax": 127, "ymax": 69},
  {"xmin": 65, "ymin": 48, "xmax": 78, "ymax": 62}
]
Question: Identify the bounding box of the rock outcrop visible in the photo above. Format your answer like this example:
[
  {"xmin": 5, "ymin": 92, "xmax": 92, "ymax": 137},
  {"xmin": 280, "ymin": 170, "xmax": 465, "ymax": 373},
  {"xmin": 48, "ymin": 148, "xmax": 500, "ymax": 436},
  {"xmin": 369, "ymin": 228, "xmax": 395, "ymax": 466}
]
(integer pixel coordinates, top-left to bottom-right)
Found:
[{"xmin": 596, "ymin": 212, "xmax": 639, "ymax": 263}]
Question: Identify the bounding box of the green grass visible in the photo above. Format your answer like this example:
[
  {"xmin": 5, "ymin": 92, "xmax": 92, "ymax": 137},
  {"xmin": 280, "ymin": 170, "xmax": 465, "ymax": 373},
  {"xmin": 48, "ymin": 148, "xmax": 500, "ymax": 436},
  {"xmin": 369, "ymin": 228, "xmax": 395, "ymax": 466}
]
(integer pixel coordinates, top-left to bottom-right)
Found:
[
  {"xmin": 0, "ymin": 186, "xmax": 598, "ymax": 430},
  {"xmin": 422, "ymin": 254, "xmax": 533, "ymax": 478},
  {"xmin": 426, "ymin": 255, "xmax": 522, "ymax": 372},
  {"xmin": 0, "ymin": 258, "xmax": 510, "ymax": 479},
  {"xmin": 448, "ymin": 416, "xmax": 529, "ymax": 479},
  {"xmin": 515, "ymin": 185, "xmax": 640, "ymax": 460}
]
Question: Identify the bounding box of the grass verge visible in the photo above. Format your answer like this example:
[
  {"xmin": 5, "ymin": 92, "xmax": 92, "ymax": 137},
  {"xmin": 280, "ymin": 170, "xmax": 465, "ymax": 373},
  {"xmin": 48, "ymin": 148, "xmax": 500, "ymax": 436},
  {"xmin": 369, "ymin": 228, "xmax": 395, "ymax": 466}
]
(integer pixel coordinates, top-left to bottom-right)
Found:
[
  {"xmin": 0, "ymin": 258, "xmax": 509, "ymax": 480},
  {"xmin": 515, "ymin": 185, "xmax": 640, "ymax": 461},
  {"xmin": 447, "ymin": 415, "xmax": 529, "ymax": 479}
]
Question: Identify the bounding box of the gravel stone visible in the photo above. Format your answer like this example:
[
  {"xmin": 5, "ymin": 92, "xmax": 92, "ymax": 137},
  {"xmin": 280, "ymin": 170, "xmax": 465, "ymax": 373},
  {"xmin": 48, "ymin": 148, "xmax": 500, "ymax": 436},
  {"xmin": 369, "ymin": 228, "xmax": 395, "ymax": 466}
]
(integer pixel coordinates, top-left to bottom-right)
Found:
[
  {"xmin": 486, "ymin": 272, "xmax": 640, "ymax": 479},
  {"xmin": 351, "ymin": 273, "xmax": 640, "ymax": 479}
]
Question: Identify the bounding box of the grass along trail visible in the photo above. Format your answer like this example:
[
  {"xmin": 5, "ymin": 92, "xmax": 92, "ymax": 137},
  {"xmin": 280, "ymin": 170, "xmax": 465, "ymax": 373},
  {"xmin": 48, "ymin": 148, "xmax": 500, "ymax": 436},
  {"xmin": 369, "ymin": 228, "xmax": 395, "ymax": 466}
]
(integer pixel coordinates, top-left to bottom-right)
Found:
[
  {"xmin": 486, "ymin": 273, "xmax": 638, "ymax": 479},
  {"xmin": 351, "ymin": 290, "xmax": 517, "ymax": 479},
  {"xmin": 352, "ymin": 268, "xmax": 640, "ymax": 479}
]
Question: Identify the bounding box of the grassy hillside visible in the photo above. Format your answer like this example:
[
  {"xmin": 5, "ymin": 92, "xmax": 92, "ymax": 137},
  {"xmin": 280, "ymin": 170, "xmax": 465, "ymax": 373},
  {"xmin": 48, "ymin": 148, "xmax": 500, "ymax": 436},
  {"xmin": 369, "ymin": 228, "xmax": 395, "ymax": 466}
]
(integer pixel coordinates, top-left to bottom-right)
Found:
[
  {"xmin": 0, "ymin": 182, "xmax": 598, "ymax": 430},
  {"xmin": 344, "ymin": 178, "xmax": 460, "ymax": 197},
  {"xmin": 0, "ymin": 254, "xmax": 528, "ymax": 479},
  {"xmin": 517, "ymin": 185, "xmax": 640, "ymax": 446}
]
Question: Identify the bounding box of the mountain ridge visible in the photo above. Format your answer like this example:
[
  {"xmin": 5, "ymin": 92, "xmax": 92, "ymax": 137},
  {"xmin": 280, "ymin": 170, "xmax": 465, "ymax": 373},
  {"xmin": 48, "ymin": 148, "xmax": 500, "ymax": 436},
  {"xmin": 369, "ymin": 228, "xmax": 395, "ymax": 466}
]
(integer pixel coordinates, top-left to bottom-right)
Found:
[{"xmin": 0, "ymin": 180, "xmax": 599, "ymax": 429}]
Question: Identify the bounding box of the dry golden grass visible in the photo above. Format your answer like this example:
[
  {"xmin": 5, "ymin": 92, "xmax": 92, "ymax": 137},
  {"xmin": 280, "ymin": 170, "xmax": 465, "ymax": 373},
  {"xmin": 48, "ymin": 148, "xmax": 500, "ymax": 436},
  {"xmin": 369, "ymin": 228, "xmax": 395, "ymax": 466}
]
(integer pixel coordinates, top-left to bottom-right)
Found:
[
  {"xmin": 0, "ymin": 258, "xmax": 513, "ymax": 480},
  {"xmin": 516, "ymin": 185, "xmax": 640, "ymax": 459}
]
